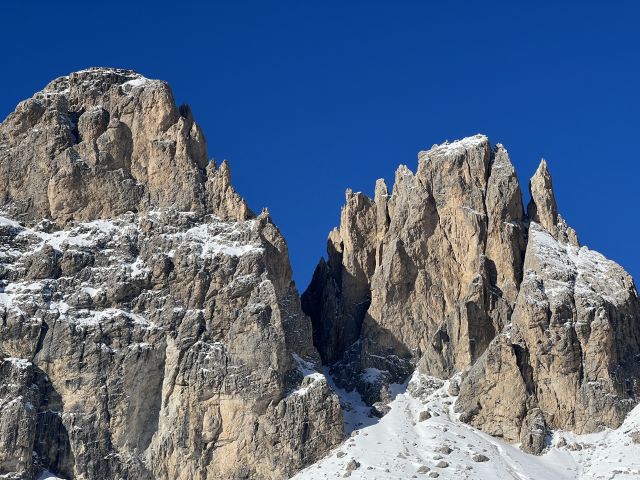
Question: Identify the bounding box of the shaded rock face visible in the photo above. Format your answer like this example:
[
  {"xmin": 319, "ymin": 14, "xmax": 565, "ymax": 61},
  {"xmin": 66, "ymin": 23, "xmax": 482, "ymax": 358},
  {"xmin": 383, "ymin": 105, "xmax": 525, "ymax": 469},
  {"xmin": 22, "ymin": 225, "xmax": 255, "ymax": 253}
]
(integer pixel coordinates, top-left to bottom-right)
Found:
[
  {"xmin": 0, "ymin": 68, "xmax": 342, "ymax": 480},
  {"xmin": 304, "ymin": 134, "xmax": 640, "ymax": 451}
]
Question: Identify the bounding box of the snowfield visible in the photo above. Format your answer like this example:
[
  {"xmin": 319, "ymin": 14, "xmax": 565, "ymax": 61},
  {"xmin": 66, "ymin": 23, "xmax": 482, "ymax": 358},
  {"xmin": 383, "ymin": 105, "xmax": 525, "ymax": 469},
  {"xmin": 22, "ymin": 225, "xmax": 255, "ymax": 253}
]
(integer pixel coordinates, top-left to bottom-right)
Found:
[{"xmin": 293, "ymin": 372, "xmax": 640, "ymax": 480}]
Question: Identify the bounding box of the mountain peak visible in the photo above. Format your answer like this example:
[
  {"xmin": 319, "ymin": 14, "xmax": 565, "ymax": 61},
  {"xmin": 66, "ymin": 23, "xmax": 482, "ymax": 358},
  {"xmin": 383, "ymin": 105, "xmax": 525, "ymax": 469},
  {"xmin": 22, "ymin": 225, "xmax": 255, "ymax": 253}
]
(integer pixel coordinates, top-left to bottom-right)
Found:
[
  {"xmin": 527, "ymin": 157, "xmax": 579, "ymax": 245},
  {"xmin": 0, "ymin": 69, "xmax": 253, "ymax": 225}
]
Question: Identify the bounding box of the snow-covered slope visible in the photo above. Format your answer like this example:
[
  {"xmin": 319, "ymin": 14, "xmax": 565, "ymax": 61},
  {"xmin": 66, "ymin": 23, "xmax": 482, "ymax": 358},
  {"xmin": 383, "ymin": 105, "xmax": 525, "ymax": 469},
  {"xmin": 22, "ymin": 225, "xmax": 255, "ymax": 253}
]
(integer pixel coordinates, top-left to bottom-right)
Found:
[{"xmin": 293, "ymin": 373, "xmax": 640, "ymax": 479}]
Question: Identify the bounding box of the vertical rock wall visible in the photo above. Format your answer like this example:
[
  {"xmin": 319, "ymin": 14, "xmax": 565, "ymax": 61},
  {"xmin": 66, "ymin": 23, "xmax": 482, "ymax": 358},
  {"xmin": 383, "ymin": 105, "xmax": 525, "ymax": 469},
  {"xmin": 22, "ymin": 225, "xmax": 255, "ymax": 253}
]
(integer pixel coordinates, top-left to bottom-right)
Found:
[
  {"xmin": 304, "ymin": 135, "xmax": 640, "ymax": 452},
  {"xmin": 0, "ymin": 68, "xmax": 343, "ymax": 480}
]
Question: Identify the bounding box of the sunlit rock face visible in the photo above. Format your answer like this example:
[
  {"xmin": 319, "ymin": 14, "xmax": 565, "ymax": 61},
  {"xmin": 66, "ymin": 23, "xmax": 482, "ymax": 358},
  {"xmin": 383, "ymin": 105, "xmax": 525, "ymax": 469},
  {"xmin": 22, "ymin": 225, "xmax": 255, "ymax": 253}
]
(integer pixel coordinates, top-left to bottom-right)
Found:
[
  {"xmin": 304, "ymin": 135, "xmax": 527, "ymax": 400},
  {"xmin": 0, "ymin": 68, "xmax": 342, "ymax": 480},
  {"xmin": 303, "ymin": 134, "xmax": 640, "ymax": 453},
  {"xmin": 1, "ymin": 66, "xmax": 639, "ymax": 480}
]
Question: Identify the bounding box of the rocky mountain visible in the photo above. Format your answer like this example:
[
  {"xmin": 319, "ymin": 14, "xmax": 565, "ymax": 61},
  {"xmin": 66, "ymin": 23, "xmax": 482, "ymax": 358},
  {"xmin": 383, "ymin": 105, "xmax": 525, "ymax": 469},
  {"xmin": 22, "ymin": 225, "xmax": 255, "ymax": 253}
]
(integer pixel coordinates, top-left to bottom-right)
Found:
[
  {"xmin": 0, "ymin": 68, "xmax": 342, "ymax": 480},
  {"xmin": 303, "ymin": 134, "xmax": 640, "ymax": 455},
  {"xmin": 1, "ymin": 69, "xmax": 638, "ymax": 480}
]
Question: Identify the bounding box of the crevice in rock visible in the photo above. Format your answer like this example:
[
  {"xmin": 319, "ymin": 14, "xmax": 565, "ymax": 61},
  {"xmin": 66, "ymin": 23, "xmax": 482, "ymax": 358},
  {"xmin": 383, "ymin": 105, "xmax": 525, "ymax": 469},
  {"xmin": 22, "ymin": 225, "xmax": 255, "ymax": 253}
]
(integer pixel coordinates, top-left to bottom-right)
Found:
[{"xmin": 67, "ymin": 109, "xmax": 85, "ymax": 144}]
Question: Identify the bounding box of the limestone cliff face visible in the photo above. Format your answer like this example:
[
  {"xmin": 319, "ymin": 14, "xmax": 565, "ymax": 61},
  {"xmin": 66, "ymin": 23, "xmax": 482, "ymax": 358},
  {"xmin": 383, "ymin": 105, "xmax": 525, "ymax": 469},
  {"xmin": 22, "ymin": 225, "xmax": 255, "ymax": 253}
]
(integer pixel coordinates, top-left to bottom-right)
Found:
[
  {"xmin": 304, "ymin": 135, "xmax": 528, "ymax": 402},
  {"xmin": 0, "ymin": 68, "xmax": 342, "ymax": 480},
  {"xmin": 303, "ymin": 135, "xmax": 640, "ymax": 450},
  {"xmin": 2, "ymin": 68, "xmax": 639, "ymax": 475},
  {"xmin": 456, "ymin": 220, "xmax": 640, "ymax": 453},
  {"xmin": 0, "ymin": 67, "xmax": 252, "ymax": 225},
  {"xmin": 455, "ymin": 161, "xmax": 639, "ymax": 453}
]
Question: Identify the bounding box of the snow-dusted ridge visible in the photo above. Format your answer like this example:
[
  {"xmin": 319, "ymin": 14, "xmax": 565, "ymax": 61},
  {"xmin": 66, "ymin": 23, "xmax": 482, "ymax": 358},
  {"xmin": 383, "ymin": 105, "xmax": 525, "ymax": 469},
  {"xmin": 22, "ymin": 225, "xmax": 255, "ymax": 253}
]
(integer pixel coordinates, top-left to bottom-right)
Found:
[
  {"xmin": 528, "ymin": 224, "xmax": 632, "ymax": 308},
  {"xmin": 293, "ymin": 372, "xmax": 640, "ymax": 480},
  {"xmin": 0, "ymin": 211, "xmax": 264, "ymax": 330},
  {"xmin": 421, "ymin": 133, "xmax": 488, "ymax": 158}
]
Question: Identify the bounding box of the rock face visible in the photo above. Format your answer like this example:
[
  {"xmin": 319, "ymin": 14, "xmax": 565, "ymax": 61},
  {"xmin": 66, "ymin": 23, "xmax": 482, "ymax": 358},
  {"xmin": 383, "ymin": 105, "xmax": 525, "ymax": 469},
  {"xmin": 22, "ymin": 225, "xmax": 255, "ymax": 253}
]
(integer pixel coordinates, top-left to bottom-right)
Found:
[
  {"xmin": 303, "ymin": 134, "xmax": 640, "ymax": 452},
  {"xmin": 0, "ymin": 67, "xmax": 252, "ymax": 226},
  {"xmin": 303, "ymin": 135, "xmax": 527, "ymax": 402},
  {"xmin": 2, "ymin": 69, "xmax": 639, "ymax": 474},
  {"xmin": 527, "ymin": 159, "xmax": 578, "ymax": 246},
  {"xmin": 456, "ymin": 221, "xmax": 640, "ymax": 452},
  {"xmin": 0, "ymin": 68, "xmax": 342, "ymax": 480}
]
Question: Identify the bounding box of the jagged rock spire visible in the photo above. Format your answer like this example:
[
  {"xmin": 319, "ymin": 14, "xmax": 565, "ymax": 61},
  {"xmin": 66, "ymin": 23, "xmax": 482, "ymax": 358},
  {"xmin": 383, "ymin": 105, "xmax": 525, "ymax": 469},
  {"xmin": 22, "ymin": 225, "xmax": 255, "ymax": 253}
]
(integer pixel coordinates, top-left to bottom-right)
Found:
[
  {"xmin": 303, "ymin": 135, "xmax": 527, "ymax": 401},
  {"xmin": 527, "ymin": 159, "xmax": 557, "ymax": 230},
  {"xmin": 527, "ymin": 158, "xmax": 579, "ymax": 245},
  {"xmin": 304, "ymin": 134, "xmax": 640, "ymax": 457}
]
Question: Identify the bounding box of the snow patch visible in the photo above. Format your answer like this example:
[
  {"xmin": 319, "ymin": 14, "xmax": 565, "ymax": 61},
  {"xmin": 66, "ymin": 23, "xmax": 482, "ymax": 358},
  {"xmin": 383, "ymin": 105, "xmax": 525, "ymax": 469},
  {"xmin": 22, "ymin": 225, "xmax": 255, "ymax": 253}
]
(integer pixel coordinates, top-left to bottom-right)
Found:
[
  {"xmin": 361, "ymin": 367, "xmax": 385, "ymax": 384},
  {"xmin": 289, "ymin": 354, "xmax": 326, "ymax": 397},
  {"xmin": 293, "ymin": 371, "xmax": 640, "ymax": 479},
  {"xmin": 172, "ymin": 220, "xmax": 263, "ymax": 258},
  {"xmin": 2, "ymin": 357, "xmax": 31, "ymax": 369},
  {"xmin": 21, "ymin": 219, "xmax": 117, "ymax": 251},
  {"xmin": 35, "ymin": 470, "xmax": 65, "ymax": 480},
  {"xmin": 425, "ymin": 134, "xmax": 488, "ymax": 157},
  {"xmin": 529, "ymin": 224, "xmax": 631, "ymax": 307},
  {"xmin": 122, "ymin": 77, "xmax": 152, "ymax": 89},
  {"xmin": 0, "ymin": 216, "xmax": 21, "ymax": 229}
]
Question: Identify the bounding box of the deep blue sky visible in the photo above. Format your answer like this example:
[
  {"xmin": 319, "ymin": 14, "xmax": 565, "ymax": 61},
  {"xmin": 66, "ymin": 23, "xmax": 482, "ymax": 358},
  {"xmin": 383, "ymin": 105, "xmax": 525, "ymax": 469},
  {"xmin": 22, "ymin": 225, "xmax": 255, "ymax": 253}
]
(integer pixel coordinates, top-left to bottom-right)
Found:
[{"xmin": 2, "ymin": 1, "xmax": 639, "ymax": 289}]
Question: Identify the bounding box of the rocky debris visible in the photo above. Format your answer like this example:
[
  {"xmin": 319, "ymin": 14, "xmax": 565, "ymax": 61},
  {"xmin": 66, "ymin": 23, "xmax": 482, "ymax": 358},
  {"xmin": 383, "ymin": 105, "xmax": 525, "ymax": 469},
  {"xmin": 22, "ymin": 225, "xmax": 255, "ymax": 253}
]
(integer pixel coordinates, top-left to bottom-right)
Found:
[
  {"xmin": 417, "ymin": 465, "xmax": 430, "ymax": 473},
  {"xmin": 447, "ymin": 379, "xmax": 460, "ymax": 396},
  {"xmin": 419, "ymin": 410, "xmax": 432, "ymax": 422},
  {"xmin": 428, "ymin": 472, "xmax": 439, "ymax": 478},
  {"xmin": 293, "ymin": 369, "xmax": 640, "ymax": 479},
  {"xmin": 0, "ymin": 69, "xmax": 342, "ymax": 480},
  {"xmin": 345, "ymin": 459, "xmax": 361, "ymax": 471},
  {"xmin": 408, "ymin": 376, "xmax": 445, "ymax": 402},
  {"xmin": 472, "ymin": 454, "xmax": 490, "ymax": 462},
  {"xmin": 436, "ymin": 446, "xmax": 452, "ymax": 454},
  {"xmin": 567, "ymin": 443, "xmax": 584, "ymax": 451},
  {"xmin": 434, "ymin": 460, "xmax": 449, "ymax": 468},
  {"xmin": 371, "ymin": 402, "xmax": 391, "ymax": 418},
  {"xmin": 630, "ymin": 431, "xmax": 640, "ymax": 444}
]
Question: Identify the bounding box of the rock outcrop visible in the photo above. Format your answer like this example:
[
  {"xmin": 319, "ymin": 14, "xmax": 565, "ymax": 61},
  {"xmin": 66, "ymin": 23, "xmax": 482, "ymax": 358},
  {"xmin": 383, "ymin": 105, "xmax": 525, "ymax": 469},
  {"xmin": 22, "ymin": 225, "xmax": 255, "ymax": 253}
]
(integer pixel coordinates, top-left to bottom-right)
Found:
[
  {"xmin": 2, "ymin": 68, "xmax": 639, "ymax": 474},
  {"xmin": 304, "ymin": 135, "xmax": 527, "ymax": 402},
  {"xmin": 304, "ymin": 135, "xmax": 640, "ymax": 452},
  {"xmin": 527, "ymin": 159, "xmax": 578, "ymax": 246},
  {"xmin": 0, "ymin": 67, "xmax": 252, "ymax": 226},
  {"xmin": 456, "ymin": 220, "xmax": 640, "ymax": 452},
  {"xmin": 0, "ymin": 68, "xmax": 342, "ymax": 480}
]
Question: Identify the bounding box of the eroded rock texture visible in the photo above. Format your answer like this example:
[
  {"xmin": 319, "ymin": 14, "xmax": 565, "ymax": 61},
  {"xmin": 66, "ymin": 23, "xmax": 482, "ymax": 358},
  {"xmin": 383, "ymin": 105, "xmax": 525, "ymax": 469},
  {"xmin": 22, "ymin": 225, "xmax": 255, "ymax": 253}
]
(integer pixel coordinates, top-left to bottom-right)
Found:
[
  {"xmin": 304, "ymin": 135, "xmax": 528, "ymax": 402},
  {"xmin": 0, "ymin": 68, "xmax": 342, "ymax": 480},
  {"xmin": 304, "ymin": 134, "xmax": 640, "ymax": 451},
  {"xmin": 456, "ymin": 221, "xmax": 640, "ymax": 453}
]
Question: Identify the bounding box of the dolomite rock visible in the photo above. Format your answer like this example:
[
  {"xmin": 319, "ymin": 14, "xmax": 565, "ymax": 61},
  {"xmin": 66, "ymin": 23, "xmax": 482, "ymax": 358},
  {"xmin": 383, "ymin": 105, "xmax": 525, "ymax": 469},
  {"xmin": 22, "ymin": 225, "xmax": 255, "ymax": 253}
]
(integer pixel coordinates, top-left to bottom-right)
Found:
[
  {"xmin": 0, "ymin": 68, "xmax": 342, "ymax": 480},
  {"xmin": 3, "ymin": 67, "xmax": 640, "ymax": 472},
  {"xmin": 527, "ymin": 159, "xmax": 578, "ymax": 246},
  {"xmin": 0, "ymin": 67, "xmax": 252, "ymax": 226},
  {"xmin": 305, "ymin": 134, "xmax": 640, "ymax": 455},
  {"xmin": 456, "ymin": 168, "xmax": 640, "ymax": 453},
  {"xmin": 304, "ymin": 135, "xmax": 527, "ymax": 401},
  {"xmin": 0, "ymin": 358, "xmax": 44, "ymax": 480}
]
